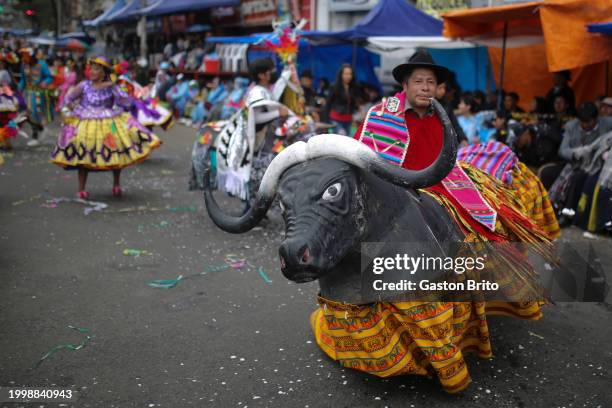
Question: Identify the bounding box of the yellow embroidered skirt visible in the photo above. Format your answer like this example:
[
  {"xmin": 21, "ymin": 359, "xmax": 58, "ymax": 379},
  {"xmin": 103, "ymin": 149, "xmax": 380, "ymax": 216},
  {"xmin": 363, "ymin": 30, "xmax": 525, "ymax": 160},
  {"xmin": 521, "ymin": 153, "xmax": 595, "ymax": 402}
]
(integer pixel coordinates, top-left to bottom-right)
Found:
[
  {"xmin": 51, "ymin": 112, "xmax": 162, "ymax": 170},
  {"xmin": 311, "ymin": 299, "xmax": 543, "ymax": 393}
]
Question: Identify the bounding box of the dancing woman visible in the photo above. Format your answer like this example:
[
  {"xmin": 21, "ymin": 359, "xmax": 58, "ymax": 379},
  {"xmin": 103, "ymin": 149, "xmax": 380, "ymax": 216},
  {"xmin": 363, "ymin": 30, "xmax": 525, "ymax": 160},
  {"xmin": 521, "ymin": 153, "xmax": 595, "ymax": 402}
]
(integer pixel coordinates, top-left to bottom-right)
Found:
[{"xmin": 51, "ymin": 57, "xmax": 162, "ymax": 198}]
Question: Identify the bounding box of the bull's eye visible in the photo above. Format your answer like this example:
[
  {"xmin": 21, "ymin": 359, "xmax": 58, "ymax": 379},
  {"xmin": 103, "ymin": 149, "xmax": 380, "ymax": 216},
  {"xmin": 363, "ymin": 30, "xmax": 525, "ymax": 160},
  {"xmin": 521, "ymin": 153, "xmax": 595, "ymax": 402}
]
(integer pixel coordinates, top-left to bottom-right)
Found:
[{"xmin": 322, "ymin": 183, "xmax": 342, "ymax": 201}]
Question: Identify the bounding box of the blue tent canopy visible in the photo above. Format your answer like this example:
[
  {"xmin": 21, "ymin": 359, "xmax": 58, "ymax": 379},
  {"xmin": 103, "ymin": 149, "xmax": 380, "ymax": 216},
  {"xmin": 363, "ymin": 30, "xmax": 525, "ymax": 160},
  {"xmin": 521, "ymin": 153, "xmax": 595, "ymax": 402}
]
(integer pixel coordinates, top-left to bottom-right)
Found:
[
  {"xmin": 104, "ymin": 0, "xmax": 143, "ymax": 24},
  {"xmin": 83, "ymin": 0, "xmax": 126, "ymax": 27},
  {"xmin": 587, "ymin": 22, "xmax": 612, "ymax": 35},
  {"xmin": 303, "ymin": 0, "xmax": 443, "ymax": 43},
  {"xmin": 133, "ymin": 0, "xmax": 239, "ymax": 17}
]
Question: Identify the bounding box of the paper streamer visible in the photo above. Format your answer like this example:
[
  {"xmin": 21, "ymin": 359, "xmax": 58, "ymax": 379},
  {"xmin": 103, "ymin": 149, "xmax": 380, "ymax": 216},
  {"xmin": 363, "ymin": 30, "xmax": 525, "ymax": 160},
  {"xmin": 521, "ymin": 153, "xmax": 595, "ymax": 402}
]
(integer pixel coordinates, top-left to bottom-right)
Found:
[
  {"xmin": 46, "ymin": 197, "xmax": 108, "ymax": 215},
  {"xmin": 148, "ymin": 275, "xmax": 184, "ymax": 289},
  {"xmin": 257, "ymin": 267, "xmax": 272, "ymax": 284},
  {"xmin": 123, "ymin": 249, "xmax": 153, "ymax": 257},
  {"xmin": 34, "ymin": 325, "xmax": 92, "ymax": 369}
]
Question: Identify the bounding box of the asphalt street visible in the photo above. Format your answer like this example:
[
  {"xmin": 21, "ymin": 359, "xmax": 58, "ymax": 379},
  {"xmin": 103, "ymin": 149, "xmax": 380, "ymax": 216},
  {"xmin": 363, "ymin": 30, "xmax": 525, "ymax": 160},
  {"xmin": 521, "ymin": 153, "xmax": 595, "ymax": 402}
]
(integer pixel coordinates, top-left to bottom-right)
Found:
[{"xmin": 1, "ymin": 122, "xmax": 611, "ymax": 408}]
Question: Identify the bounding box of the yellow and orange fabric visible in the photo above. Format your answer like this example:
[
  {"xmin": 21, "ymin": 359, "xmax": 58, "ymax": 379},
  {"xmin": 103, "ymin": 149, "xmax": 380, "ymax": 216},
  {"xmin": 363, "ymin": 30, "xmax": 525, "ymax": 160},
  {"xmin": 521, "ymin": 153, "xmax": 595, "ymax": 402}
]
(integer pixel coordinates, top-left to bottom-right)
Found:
[{"xmin": 311, "ymin": 299, "xmax": 543, "ymax": 393}]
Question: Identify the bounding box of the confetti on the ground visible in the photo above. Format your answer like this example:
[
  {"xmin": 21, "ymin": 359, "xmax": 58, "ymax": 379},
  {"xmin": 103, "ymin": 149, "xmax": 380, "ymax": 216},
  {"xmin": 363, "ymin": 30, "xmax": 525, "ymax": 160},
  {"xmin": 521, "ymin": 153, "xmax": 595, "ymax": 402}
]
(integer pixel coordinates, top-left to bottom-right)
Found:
[
  {"xmin": 106, "ymin": 206, "xmax": 165, "ymax": 214},
  {"xmin": 123, "ymin": 249, "xmax": 153, "ymax": 257},
  {"xmin": 12, "ymin": 194, "xmax": 42, "ymax": 206},
  {"xmin": 225, "ymin": 254, "xmax": 247, "ymax": 270},
  {"xmin": 46, "ymin": 197, "xmax": 108, "ymax": 215},
  {"xmin": 168, "ymin": 206, "xmax": 197, "ymax": 213},
  {"xmin": 257, "ymin": 267, "xmax": 272, "ymax": 284},
  {"xmin": 148, "ymin": 275, "xmax": 183, "ymax": 289},
  {"xmin": 528, "ymin": 331, "xmax": 545, "ymax": 340},
  {"xmin": 33, "ymin": 325, "xmax": 92, "ymax": 369}
]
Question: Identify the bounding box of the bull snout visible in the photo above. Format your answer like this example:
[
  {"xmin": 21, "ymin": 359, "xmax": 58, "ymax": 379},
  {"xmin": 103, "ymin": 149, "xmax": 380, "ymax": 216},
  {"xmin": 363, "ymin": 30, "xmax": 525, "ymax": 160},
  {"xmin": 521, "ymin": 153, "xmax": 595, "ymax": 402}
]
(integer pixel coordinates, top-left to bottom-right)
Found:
[
  {"xmin": 279, "ymin": 239, "xmax": 317, "ymax": 282},
  {"xmin": 279, "ymin": 239, "xmax": 312, "ymax": 267}
]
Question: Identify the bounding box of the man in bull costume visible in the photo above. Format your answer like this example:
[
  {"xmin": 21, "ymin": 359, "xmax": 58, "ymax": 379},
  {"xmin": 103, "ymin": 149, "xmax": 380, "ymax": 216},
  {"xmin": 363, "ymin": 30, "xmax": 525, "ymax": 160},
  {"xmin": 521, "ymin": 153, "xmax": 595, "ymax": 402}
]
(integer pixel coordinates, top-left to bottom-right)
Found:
[
  {"xmin": 354, "ymin": 49, "xmax": 558, "ymax": 239},
  {"xmin": 203, "ymin": 51, "xmax": 556, "ymax": 393}
]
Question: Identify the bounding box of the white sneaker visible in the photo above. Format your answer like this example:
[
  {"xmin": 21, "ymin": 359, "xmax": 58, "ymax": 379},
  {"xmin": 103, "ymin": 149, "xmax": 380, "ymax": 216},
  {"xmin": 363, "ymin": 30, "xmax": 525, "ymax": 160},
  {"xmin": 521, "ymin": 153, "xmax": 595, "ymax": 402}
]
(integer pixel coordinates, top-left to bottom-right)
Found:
[{"xmin": 27, "ymin": 139, "xmax": 41, "ymax": 147}]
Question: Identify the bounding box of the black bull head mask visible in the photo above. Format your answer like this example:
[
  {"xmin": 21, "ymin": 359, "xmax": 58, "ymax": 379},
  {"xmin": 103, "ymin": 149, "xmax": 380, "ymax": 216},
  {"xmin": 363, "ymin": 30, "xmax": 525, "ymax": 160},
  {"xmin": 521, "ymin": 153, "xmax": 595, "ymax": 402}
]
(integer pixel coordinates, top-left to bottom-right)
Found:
[{"xmin": 203, "ymin": 99, "xmax": 458, "ymax": 283}]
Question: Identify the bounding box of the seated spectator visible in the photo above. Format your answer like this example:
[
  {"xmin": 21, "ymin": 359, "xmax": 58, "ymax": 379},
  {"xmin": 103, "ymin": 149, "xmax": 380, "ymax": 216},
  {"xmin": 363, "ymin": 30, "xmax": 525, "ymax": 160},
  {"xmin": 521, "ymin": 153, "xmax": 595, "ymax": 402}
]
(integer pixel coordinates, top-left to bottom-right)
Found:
[
  {"xmin": 473, "ymin": 90, "xmax": 486, "ymax": 112},
  {"xmin": 220, "ymin": 77, "xmax": 250, "ymax": 120},
  {"xmin": 509, "ymin": 122, "xmax": 561, "ymax": 170},
  {"xmin": 530, "ymin": 96, "xmax": 549, "ymax": 115},
  {"xmin": 185, "ymin": 44, "xmax": 205, "ymax": 71},
  {"xmin": 532, "ymin": 122, "xmax": 562, "ymax": 167},
  {"xmin": 456, "ymin": 93, "xmax": 479, "ymax": 144},
  {"xmin": 456, "ymin": 93, "xmax": 496, "ymax": 144},
  {"xmin": 485, "ymin": 89, "xmax": 501, "ymax": 110},
  {"xmin": 546, "ymin": 102, "xmax": 612, "ymax": 225},
  {"xmin": 552, "ymin": 94, "xmax": 575, "ymax": 129},
  {"xmin": 181, "ymin": 80, "xmax": 201, "ymax": 123},
  {"xmin": 490, "ymin": 110, "xmax": 516, "ymax": 145},
  {"xmin": 546, "ymin": 70, "xmax": 575, "ymax": 114},
  {"xmin": 571, "ymin": 129, "xmax": 612, "ymax": 233},
  {"xmin": 504, "ymin": 91, "xmax": 525, "ymax": 115},
  {"xmin": 188, "ymin": 80, "xmax": 209, "ymax": 126},
  {"xmin": 599, "ymin": 97, "xmax": 612, "ymax": 117},
  {"xmin": 166, "ymin": 73, "xmax": 191, "ymax": 116},
  {"xmin": 510, "ymin": 124, "xmax": 540, "ymax": 167},
  {"xmin": 204, "ymin": 77, "xmax": 229, "ymax": 122}
]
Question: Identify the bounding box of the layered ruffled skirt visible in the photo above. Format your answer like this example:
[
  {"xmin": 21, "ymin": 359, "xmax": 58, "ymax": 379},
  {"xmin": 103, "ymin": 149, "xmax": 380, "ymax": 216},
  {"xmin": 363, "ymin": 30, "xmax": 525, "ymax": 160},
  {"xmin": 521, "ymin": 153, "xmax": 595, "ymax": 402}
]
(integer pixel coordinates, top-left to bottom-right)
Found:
[
  {"xmin": 51, "ymin": 112, "xmax": 161, "ymax": 170},
  {"xmin": 135, "ymin": 99, "xmax": 174, "ymax": 130}
]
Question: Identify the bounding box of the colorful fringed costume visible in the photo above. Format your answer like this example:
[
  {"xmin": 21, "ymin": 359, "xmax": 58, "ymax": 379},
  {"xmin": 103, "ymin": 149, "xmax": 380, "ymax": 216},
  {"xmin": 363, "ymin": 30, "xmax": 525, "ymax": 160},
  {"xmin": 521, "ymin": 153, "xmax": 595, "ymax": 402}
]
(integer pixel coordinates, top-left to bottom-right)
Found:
[
  {"xmin": 51, "ymin": 80, "xmax": 161, "ymax": 170},
  {"xmin": 314, "ymin": 92, "xmax": 558, "ymax": 393},
  {"xmin": 457, "ymin": 141, "xmax": 560, "ymax": 239}
]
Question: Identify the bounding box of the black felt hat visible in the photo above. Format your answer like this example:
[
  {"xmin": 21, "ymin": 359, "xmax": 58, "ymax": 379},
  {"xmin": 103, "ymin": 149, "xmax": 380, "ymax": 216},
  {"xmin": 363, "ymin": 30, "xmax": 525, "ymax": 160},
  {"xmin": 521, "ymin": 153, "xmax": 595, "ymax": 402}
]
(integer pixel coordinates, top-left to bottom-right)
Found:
[{"xmin": 392, "ymin": 49, "xmax": 449, "ymax": 84}]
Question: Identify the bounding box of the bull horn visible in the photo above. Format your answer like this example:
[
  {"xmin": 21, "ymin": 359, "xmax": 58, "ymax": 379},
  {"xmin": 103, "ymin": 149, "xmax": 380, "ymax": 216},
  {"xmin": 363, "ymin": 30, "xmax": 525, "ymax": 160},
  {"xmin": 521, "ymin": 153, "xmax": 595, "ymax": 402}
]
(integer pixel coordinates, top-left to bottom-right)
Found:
[{"xmin": 204, "ymin": 98, "xmax": 457, "ymax": 233}]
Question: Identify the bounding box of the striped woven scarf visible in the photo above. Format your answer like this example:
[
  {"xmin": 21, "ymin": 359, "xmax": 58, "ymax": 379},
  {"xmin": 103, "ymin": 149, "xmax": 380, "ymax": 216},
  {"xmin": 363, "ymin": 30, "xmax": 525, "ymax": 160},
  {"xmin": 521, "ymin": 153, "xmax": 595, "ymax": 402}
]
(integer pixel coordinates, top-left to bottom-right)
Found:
[{"xmin": 457, "ymin": 141, "xmax": 518, "ymax": 184}]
